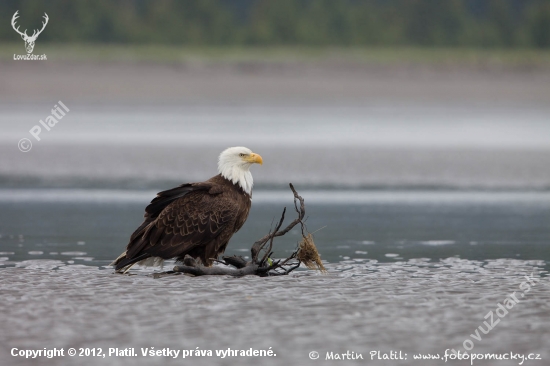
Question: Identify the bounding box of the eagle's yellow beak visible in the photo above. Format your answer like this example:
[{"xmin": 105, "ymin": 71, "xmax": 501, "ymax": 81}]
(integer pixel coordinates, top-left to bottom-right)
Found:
[{"xmin": 245, "ymin": 153, "xmax": 263, "ymax": 165}]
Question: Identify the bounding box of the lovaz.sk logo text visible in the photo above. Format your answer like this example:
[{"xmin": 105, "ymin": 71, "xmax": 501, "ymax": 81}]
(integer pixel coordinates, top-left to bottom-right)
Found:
[{"xmin": 11, "ymin": 10, "xmax": 48, "ymax": 61}]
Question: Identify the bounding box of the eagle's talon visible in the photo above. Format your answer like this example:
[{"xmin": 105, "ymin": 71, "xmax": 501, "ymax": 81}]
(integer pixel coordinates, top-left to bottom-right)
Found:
[{"xmin": 183, "ymin": 255, "xmax": 197, "ymax": 267}]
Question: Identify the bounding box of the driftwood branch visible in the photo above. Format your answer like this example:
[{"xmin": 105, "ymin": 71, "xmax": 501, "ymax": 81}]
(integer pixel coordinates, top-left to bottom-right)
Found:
[
  {"xmin": 253, "ymin": 183, "xmax": 306, "ymax": 257},
  {"xmin": 169, "ymin": 183, "xmax": 323, "ymax": 277}
]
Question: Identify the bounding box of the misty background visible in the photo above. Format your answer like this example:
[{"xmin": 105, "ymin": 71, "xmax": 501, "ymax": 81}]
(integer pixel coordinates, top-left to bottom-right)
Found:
[
  {"xmin": 1, "ymin": 0, "xmax": 550, "ymax": 192},
  {"xmin": 0, "ymin": 0, "xmax": 549, "ymax": 265}
]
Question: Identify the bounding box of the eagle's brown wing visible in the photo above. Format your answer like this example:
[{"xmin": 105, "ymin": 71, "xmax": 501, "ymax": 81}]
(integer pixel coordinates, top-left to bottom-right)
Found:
[
  {"xmin": 127, "ymin": 183, "xmax": 201, "ymax": 244},
  {"xmin": 139, "ymin": 189, "xmax": 241, "ymax": 261},
  {"xmin": 114, "ymin": 182, "xmax": 241, "ymax": 271}
]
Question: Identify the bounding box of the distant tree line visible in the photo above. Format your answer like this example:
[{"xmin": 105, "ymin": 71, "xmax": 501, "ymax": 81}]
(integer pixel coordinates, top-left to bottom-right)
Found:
[{"xmin": 1, "ymin": 0, "xmax": 549, "ymax": 48}]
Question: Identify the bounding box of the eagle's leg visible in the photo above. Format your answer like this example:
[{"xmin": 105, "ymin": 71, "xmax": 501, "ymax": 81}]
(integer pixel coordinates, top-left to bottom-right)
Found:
[{"xmin": 183, "ymin": 255, "xmax": 198, "ymax": 266}]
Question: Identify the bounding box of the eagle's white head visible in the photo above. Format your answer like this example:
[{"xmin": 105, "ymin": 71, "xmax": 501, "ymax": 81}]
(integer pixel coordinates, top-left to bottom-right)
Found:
[{"xmin": 218, "ymin": 146, "xmax": 263, "ymax": 195}]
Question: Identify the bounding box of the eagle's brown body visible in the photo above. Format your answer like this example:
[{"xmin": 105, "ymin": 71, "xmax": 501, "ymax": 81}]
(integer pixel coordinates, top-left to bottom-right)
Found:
[{"xmin": 113, "ymin": 174, "xmax": 251, "ymax": 272}]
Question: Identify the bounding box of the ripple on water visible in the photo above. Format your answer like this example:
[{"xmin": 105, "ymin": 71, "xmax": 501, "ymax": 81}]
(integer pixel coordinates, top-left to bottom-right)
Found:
[
  {"xmin": 14, "ymin": 259, "xmax": 66, "ymax": 270},
  {"xmin": 60, "ymin": 251, "xmax": 87, "ymax": 256},
  {"xmin": 72, "ymin": 257, "xmax": 95, "ymax": 261},
  {"xmin": 420, "ymin": 240, "xmax": 456, "ymax": 246},
  {"xmin": 0, "ymin": 258, "xmax": 548, "ymax": 366}
]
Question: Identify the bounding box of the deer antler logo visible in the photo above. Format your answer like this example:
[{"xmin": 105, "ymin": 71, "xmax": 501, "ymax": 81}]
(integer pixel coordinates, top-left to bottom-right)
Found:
[{"xmin": 11, "ymin": 10, "xmax": 49, "ymax": 54}]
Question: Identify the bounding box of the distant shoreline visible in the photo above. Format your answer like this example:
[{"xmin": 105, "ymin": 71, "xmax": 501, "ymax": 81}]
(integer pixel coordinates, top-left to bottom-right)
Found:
[
  {"xmin": 2, "ymin": 46, "xmax": 550, "ymax": 105},
  {"xmin": 3, "ymin": 44, "xmax": 550, "ymax": 65}
]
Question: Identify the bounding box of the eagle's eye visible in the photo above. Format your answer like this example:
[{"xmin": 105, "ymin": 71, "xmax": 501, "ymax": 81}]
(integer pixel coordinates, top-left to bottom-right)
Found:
[{"xmin": 239, "ymin": 153, "xmax": 245, "ymax": 157}]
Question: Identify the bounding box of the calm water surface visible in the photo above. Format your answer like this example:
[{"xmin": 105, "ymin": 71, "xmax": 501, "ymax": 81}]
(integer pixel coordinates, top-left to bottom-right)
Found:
[{"xmin": 1, "ymin": 189, "xmax": 549, "ymax": 267}]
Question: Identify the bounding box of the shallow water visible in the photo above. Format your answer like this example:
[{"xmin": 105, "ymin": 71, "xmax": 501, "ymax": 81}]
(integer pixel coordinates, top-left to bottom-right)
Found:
[
  {"xmin": 1, "ymin": 190, "xmax": 549, "ymax": 267},
  {"xmin": 1, "ymin": 190, "xmax": 549, "ymax": 365},
  {"xmin": 1, "ymin": 259, "xmax": 548, "ymax": 366}
]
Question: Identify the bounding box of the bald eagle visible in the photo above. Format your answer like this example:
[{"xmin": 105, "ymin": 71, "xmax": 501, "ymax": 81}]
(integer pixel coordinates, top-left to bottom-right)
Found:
[{"xmin": 111, "ymin": 146, "xmax": 263, "ymax": 273}]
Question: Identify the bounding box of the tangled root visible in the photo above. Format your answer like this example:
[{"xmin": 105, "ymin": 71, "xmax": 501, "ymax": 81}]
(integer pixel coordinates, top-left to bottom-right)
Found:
[{"xmin": 297, "ymin": 234, "xmax": 326, "ymax": 273}]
